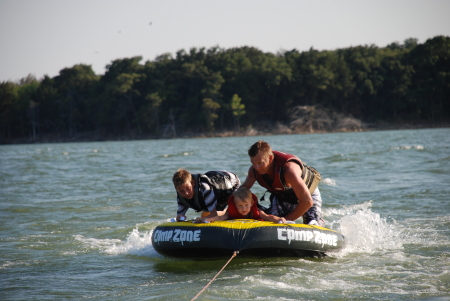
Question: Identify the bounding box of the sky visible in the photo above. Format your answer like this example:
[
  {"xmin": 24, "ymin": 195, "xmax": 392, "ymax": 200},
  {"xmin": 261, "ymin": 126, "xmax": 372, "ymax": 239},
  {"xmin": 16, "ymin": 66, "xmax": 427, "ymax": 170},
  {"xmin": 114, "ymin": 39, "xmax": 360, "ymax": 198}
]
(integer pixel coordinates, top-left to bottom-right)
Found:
[{"xmin": 1, "ymin": 0, "xmax": 449, "ymax": 82}]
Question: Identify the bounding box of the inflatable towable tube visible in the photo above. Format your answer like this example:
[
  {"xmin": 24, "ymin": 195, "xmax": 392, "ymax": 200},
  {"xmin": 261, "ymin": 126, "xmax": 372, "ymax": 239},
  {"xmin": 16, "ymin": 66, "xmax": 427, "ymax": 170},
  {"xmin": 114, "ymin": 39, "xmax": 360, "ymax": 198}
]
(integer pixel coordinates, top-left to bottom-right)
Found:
[{"xmin": 152, "ymin": 219, "xmax": 345, "ymax": 258}]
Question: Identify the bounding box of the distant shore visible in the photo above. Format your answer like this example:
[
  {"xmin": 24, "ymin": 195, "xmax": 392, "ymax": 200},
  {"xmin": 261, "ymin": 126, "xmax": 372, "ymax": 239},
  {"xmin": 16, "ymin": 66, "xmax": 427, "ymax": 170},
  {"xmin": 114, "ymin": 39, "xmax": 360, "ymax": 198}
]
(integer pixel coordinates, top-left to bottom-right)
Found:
[{"xmin": 2, "ymin": 122, "xmax": 448, "ymax": 145}]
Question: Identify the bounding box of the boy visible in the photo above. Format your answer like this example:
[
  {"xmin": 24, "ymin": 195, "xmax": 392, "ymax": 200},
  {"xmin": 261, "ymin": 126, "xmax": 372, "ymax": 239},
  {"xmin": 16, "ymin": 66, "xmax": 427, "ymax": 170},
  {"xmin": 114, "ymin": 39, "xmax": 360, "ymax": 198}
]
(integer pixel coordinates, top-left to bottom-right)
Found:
[
  {"xmin": 194, "ymin": 187, "xmax": 286, "ymax": 223},
  {"xmin": 173, "ymin": 168, "xmax": 240, "ymax": 221}
]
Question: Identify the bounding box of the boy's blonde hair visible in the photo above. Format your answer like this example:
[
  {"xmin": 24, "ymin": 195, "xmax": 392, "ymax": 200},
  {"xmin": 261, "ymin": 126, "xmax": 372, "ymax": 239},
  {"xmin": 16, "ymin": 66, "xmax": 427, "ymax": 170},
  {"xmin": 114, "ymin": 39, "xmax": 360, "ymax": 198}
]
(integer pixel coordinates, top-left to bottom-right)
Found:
[
  {"xmin": 172, "ymin": 168, "xmax": 192, "ymax": 187},
  {"xmin": 233, "ymin": 186, "xmax": 253, "ymax": 203}
]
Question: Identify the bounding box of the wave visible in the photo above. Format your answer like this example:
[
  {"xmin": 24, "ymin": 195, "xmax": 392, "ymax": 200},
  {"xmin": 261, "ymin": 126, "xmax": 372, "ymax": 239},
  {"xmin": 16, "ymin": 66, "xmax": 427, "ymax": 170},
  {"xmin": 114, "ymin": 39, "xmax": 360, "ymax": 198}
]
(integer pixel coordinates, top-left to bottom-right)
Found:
[
  {"xmin": 75, "ymin": 203, "xmax": 416, "ymax": 260},
  {"xmin": 390, "ymin": 145, "xmax": 424, "ymax": 150},
  {"xmin": 161, "ymin": 152, "xmax": 194, "ymax": 158},
  {"xmin": 74, "ymin": 219, "xmax": 175, "ymax": 257}
]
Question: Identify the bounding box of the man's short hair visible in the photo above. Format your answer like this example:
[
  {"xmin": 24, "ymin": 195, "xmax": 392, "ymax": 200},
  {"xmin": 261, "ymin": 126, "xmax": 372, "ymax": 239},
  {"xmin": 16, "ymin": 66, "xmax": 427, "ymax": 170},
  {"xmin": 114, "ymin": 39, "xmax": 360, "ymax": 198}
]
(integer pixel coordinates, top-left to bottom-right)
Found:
[
  {"xmin": 248, "ymin": 140, "xmax": 273, "ymax": 158},
  {"xmin": 172, "ymin": 168, "xmax": 192, "ymax": 187}
]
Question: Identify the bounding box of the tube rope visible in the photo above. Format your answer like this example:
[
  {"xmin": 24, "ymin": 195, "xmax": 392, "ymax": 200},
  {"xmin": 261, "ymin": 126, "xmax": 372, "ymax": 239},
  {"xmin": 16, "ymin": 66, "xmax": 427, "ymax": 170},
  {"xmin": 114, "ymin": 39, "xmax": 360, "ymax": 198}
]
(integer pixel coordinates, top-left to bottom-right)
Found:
[{"xmin": 190, "ymin": 251, "xmax": 239, "ymax": 301}]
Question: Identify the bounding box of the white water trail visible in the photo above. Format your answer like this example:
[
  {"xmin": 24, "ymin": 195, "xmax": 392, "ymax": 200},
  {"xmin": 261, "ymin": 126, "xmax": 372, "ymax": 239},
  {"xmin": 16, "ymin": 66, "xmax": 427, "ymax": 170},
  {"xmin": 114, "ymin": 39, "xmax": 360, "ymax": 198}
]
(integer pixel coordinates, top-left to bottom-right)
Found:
[{"xmin": 103, "ymin": 228, "xmax": 157, "ymax": 256}]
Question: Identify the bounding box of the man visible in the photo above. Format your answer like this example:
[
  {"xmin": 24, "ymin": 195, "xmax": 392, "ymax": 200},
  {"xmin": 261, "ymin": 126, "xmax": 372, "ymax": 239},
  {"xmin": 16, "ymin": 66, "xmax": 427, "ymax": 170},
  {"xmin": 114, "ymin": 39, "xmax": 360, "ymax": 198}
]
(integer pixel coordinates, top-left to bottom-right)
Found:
[
  {"xmin": 241, "ymin": 140, "xmax": 323, "ymax": 225},
  {"xmin": 172, "ymin": 168, "xmax": 240, "ymax": 221}
]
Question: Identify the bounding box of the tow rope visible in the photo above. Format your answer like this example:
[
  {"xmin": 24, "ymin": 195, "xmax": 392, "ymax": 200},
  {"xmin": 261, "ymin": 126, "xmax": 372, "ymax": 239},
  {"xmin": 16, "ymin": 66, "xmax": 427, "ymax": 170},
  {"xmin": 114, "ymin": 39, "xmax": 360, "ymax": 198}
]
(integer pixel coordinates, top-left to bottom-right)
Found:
[{"xmin": 190, "ymin": 251, "xmax": 239, "ymax": 301}]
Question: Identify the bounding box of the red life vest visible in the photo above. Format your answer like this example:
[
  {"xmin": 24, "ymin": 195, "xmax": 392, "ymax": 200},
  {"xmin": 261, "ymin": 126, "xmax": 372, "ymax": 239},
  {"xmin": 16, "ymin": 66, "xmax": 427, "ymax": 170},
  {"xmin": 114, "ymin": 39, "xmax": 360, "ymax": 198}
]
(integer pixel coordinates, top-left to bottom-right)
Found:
[
  {"xmin": 227, "ymin": 193, "xmax": 262, "ymax": 220},
  {"xmin": 253, "ymin": 150, "xmax": 303, "ymax": 193}
]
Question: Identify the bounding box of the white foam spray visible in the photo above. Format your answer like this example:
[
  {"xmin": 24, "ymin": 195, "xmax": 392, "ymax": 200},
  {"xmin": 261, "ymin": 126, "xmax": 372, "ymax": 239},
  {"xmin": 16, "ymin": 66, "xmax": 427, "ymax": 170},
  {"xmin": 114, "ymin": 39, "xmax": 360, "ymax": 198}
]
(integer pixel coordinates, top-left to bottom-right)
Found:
[{"xmin": 323, "ymin": 201, "xmax": 404, "ymax": 257}]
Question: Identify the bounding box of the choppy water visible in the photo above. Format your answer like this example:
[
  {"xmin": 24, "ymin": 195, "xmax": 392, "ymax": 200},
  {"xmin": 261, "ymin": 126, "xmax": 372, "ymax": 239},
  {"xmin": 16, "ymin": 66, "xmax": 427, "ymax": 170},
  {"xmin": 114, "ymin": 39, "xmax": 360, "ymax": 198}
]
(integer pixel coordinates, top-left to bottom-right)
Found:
[{"xmin": 1, "ymin": 128, "xmax": 449, "ymax": 300}]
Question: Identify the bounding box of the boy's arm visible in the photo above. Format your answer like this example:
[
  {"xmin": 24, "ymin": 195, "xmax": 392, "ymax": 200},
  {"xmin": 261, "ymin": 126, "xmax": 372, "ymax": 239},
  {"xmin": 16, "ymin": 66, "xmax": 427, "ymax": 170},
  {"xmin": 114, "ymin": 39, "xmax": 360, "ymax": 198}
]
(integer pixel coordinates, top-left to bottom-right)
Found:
[
  {"xmin": 195, "ymin": 212, "xmax": 229, "ymax": 223},
  {"xmin": 207, "ymin": 208, "xmax": 218, "ymax": 218},
  {"xmin": 259, "ymin": 210, "xmax": 287, "ymax": 223},
  {"xmin": 176, "ymin": 200, "xmax": 189, "ymax": 221},
  {"xmin": 176, "ymin": 214, "xmax": 186, "ymax": 221}
]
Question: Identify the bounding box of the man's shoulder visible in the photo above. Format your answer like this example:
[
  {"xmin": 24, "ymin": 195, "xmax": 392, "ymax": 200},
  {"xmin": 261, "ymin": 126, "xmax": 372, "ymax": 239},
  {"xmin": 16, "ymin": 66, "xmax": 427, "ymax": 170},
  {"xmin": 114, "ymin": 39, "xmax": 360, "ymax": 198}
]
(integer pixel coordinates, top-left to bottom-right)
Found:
[
  {"xmin": 283, "ymin": 161, "xmax": 303, "ymax": 176},
  {"xmin": 285, "ymin": 160, "xmax": 301, "ymax": 167}
]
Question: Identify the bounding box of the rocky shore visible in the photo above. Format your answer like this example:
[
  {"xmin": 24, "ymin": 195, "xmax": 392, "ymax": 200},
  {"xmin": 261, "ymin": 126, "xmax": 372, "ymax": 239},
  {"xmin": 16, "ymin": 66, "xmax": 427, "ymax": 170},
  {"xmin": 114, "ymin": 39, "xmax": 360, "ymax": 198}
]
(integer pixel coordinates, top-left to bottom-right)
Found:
[{"xmin": 3, "ymin": 121, "xmax": 448, "ymax": 145}]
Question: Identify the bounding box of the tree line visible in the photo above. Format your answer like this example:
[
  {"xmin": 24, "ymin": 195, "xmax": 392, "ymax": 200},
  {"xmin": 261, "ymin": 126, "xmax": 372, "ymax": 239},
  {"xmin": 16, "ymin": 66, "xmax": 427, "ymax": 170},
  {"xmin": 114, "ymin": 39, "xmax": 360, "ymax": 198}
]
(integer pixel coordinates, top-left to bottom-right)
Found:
[{"xmin": 1, "ymin": 35, "xmax": 449, "ymax": 143}]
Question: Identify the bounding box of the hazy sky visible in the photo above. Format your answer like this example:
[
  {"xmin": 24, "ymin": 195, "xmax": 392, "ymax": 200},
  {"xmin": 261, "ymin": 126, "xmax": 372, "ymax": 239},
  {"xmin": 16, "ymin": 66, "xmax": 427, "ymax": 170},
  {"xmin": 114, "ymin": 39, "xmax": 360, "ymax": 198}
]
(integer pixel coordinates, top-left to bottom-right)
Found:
[{"xmin": 1, "ymin": 0, "xmax": 449, "ymax": 82}]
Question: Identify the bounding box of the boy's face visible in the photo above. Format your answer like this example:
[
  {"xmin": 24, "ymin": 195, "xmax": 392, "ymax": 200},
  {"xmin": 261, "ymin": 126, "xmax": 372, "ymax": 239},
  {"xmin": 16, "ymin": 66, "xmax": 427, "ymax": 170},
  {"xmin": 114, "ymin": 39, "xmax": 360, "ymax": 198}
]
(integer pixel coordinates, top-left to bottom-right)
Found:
[
  {"xmin": 234, "ymin": 197, "xmax": 253, "ymax": 216},
  {"xmin": 176, "ymin": 181, "xmax": 194, "ymax": 199}
]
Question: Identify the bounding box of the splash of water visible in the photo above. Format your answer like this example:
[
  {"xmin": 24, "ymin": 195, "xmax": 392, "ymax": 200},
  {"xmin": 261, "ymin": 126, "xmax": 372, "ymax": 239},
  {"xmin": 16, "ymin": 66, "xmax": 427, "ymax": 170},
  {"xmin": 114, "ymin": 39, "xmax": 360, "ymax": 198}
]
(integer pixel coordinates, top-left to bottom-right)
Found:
[
  {"xmin": 74, "ymin": 235, "xmax": 122, "ymax": 250},
  {"xmin": 321, "ymin": 178, "xmax": 336, "ymax": 186},
  {"xmin": 103, "ymin": 228, "xmax": 157, "ymax": 256},
  {"xmin": 324, "ymin": 201, "xmax": 404, "ymax": 257},
  {"xmin": 74, "ymin": 228, "xmax": 158, "ymax": 257}
]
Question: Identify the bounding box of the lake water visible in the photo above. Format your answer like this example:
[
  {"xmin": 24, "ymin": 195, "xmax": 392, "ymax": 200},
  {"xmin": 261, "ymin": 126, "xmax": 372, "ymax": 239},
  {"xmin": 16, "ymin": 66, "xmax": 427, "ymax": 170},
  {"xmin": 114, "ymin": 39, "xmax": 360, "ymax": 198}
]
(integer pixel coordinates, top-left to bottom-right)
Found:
[{"xmin": 1, "ymin": 128, "xmax": 449, "ymax": 300}]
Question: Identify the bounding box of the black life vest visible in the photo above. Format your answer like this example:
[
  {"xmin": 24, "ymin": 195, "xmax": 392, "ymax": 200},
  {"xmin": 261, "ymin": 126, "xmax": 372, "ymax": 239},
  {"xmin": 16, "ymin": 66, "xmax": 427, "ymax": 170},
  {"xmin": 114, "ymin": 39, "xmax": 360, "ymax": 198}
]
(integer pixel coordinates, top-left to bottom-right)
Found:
[{"xmin": 177, "ymin": 171, "xmax": 238, "ymax": 212}]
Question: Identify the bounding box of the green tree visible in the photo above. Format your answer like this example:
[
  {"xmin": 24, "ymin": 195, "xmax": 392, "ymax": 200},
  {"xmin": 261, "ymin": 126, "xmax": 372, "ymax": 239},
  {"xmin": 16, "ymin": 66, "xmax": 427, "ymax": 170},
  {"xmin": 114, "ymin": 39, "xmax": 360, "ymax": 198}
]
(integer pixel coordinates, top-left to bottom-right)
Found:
[
  {"xmin": 230, "ymin": 94, "xmax": 245, "ymax": 131},
  {"xmin": 376, "ymin": 53, "xmax": 413, "ymax": 121},
  {"xmin": 2, "ymin": 37, "xmax": 450, "ymax": 143},
  {"xmin": 110, "ymin": 73, "xmax": 144, "ymax": 135},
  {"xmin": 0, "ymin": 81, "xmax": 19, "ymax": 141},
  {"xmin": 406, "ymin": 36, "xmax": 450, "ymax": 122},
  {"xmin": 337, "ymin": 45, "xmax": 384, "ymax": 118},
  {"xmin": 201, "ymin": 71, "xmax": 224, "ymax": 129},
  {"xmin": 32, "ymin": 76, "xmax": 58, "ymax": 136},
  {"xmin": 0, "ymin": 76, "xmax": 40, "ymax": 141},
  {"xmin": 98, "ymin": 57, "xmax": 144, "ymax": 136},
  {"xmin": 17, "ymin": 76, "xmax": 40, "ymax": 139},
  {"xmin": 53, "ymin": 64, "xmax": 98, "ymax": 136},
  {"xmin": 139, "ymin": 92, "xmax": 163, "ymax": 133},
  {"xmin": 202, "ymin": 97, "xmax": 220, "ymax": 132}
]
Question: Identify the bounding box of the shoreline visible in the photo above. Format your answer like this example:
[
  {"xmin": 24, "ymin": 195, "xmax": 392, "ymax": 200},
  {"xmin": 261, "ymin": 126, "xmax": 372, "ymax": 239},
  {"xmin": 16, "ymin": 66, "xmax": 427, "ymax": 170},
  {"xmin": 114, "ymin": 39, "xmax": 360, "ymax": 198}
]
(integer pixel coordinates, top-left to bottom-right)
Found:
[{"xmin": 2, "ymin": 122, "xmax": 448, "ymax": 145}]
